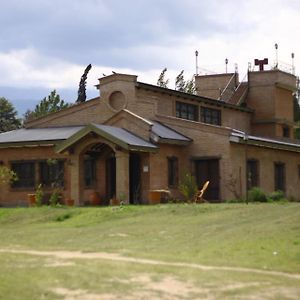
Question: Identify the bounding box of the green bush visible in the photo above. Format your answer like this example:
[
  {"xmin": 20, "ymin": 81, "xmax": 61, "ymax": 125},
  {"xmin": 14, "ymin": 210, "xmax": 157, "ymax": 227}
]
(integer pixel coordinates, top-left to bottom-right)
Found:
[
  {"xmin": 179, "ymin": 172, "xmax": 198, "ymax": 201},
  {"xmin": 269, "ymin": 190, "xmax": 285, "ymax": 202},
  {"xmin": 247, "ymin": 187, "xmax": 268, "ymax": 202}
]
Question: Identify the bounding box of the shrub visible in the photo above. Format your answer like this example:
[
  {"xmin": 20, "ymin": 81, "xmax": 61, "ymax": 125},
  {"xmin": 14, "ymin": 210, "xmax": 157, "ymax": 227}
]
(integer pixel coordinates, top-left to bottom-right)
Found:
[
  {"xmin": 247, "ymin": 187, "xmax": 268, "ymax": 202},
  {"xmin": 269, "ymin": 190, "xmax": 285, "ymax": 202},
  {"xmin": 35, "ymin": 184, "xmax": 44, "ymax": 206},
  {"xmin": 179, "ymin": 172, "xmax": 198, "ymax": 201}
]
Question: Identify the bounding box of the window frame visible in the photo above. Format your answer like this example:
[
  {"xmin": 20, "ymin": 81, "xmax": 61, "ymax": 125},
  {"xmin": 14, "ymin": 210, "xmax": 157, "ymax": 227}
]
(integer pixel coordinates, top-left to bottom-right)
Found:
[
  {"xmin": 246, "ymin": 159, "xmax": 259, "ymax": 190},
  {"xmin": 274, "ymin": 162, "xmax": 286, "ymax": 192},
  {"xmin": 39, "ymin": 160, "xmax": 65, "ymax": 188},
  {"xmin": 176, "ymin": 101, "xmax": 198, "ymax": 121},
  {"xmin": 200, "ymin": 106, "xmax": 221, "ymax": 125},
  {"xmin": 84, "ymin": 156, "xmax": 97, "ymax": 188},
  {"xmin": 167, "ymin": 156, "xmax": 178, "ymax": 188},
  {"xmin": 11, "ymin": 161, "xmax": 35, "ymax": 189}
]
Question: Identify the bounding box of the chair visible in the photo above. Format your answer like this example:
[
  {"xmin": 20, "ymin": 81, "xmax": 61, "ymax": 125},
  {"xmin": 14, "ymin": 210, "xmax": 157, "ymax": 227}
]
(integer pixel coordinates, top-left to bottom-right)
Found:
[{"xmin": 194, "ymin": 181, "xmax": 210, "ymax": 203}]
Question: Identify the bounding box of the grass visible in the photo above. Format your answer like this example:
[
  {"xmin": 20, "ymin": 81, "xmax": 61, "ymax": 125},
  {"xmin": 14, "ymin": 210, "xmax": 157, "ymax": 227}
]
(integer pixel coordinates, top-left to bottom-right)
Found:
[{"xmin": 0, "ymin": 203, "xmax": 300, "ymax": 299}]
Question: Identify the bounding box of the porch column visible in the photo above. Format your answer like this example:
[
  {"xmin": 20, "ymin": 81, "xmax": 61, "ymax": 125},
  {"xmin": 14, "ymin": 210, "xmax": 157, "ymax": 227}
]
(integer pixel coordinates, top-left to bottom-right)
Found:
[
  {"xmin": 69, "ymin": 154, "xmax": 81, "ymax": 205},
  {"xmin": 115, "ymin": 150, "xmax": 130, "ymax": 204}
]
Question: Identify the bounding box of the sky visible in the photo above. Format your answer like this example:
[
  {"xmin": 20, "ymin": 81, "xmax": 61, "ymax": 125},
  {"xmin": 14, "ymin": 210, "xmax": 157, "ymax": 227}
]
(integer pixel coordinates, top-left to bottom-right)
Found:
[{"xmin": 1, "ymin": 0, "xmax": 300, "ymax": 116}]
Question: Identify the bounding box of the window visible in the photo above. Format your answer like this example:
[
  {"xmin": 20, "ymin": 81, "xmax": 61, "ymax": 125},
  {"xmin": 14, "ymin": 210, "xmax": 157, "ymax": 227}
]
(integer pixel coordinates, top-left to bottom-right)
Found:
[
  {"xmin": 274, "ymin": 162, "xmax": 285, "ymax": 192},
  {"xmin": 200, "ymin": 107, "xmax": 221, "ymax": 125},
  {"xmin": 176, "ymin": 102, "xmax": 198, "ymax": 121},
  {"xmin": 282, "ymin": 126, "xmax": 290, "ymax": 138},
  {"xmin": 247, "ymin": 160, "xmax": 259, "ymax": 190},
  {"xmin": 168, "ymin": 157, "xmax": 178, "ymax": 187},
  {"xmin": 84, "ymin": 157, "xmax": 96, "ymax": 187},
  {"xmin": 11, "ymin": 161, "xmax": 35, "ymax": 188},
  {"xmin": 40, "ymin": 160, "xmax": 64, "ymax": 187}
]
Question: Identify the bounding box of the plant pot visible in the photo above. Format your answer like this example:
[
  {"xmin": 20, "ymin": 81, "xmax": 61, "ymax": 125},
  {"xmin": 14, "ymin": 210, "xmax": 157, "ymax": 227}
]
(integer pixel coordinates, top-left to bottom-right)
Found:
[
  {"xmin": 66, "ymin": 198, "xmax": 74, "ymax": 206},
  {"xmin": 110, "ymin": 198, "xmax": 120, "ymax": 206},
  {"xmin": 89, "ymin": 192, "xmax": 101, "ymax": 206},
  {"xmin": 27, "ymin": 194, "xmax": 36, "ymax": 207}
]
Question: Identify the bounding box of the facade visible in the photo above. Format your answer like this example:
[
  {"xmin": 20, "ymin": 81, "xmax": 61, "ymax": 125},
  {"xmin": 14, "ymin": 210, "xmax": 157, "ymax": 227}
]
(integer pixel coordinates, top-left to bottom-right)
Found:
[{"xmin": 0, "ymin": 64, "xmax": 299, "ymax": 206}]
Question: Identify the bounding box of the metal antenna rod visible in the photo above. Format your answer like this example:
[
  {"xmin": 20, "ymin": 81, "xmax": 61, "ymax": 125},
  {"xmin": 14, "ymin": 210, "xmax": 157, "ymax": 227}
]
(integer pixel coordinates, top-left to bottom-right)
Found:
[
  {"xmin": 275, "ymin": 43, "xmax": 278, "ymax": 68},
  {"xmin": 291, "ymin": 53, "xmax": 295, "ymax": 74},
  {"xmin": 195, "ymin": 50, "xmax": 199, "ymax": 75},
  {"xmin": 225, "ymin": 58, "xmax": 228, "ymax": 73}
]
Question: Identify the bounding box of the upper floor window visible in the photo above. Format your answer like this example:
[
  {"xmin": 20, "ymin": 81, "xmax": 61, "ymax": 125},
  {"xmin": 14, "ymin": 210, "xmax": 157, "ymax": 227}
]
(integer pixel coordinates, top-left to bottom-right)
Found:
[
  {"xmin": 176, "ymin": 101, "xmax": 198, "ymax": 121},
  {"xmin": 282, "ymin": 126, "xmax": 290, "ymax": 138},
  {"xmin": 200, "ymin": 107, "xmax": 221, "ymax": 125},
  {"xmin": 11, "ymin": 161, "xmax": 35, "ymax": 188}
]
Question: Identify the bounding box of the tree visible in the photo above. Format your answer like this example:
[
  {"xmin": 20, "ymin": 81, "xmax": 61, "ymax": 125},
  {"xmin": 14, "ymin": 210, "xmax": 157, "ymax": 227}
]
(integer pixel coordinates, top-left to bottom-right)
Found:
[
  {"xmin": 185, "ymin": 76, "xmax": 196, "ymax": 94},
  {"xmin": 24, "ymin": 90, "xmax": 70, "ymax": 122},
  {"xmin": 175, "ymin": 70, "xmax": 185, "ymax": 92},
  {"xmin": 0, "ymin": 97, "xmax": 21, "ymax": 133},
  {"xmin": 76, "ymin": 64, "xmax": 92, "ymax": 103},
  {"xmin": 157, "ymin": 68, "xmax": 169, "ymax": 88}
]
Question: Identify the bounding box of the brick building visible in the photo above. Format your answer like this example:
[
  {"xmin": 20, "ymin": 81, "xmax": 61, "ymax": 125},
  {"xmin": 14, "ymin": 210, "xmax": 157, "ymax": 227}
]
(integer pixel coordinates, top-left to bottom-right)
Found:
[{"xmin": 0, "ymin": 64, "xmax": 299, "ymax": 206}]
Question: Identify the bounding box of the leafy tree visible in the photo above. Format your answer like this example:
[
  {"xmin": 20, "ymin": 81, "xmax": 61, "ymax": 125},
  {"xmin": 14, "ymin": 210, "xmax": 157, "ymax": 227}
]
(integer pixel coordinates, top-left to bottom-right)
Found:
[
  {"xmin": 185, "ymin": 76, "xmax": 196, "ymax": 94},
  {"xmin": 76, "ymin": 64, "xmax": 92, "ymax": 103},
  {"xmin": 0, "ymin": 97, "xmax": 21, "ymax": 133},
  {"xmin": 175, "ymin": 70, "xmax": 186, "ymax": 92},
  {"xmin": 157, "ymin": 68, "xmax": 169, "ymax": 88},
  {"xmin": 24, "ymin": 90, "xmax": 70, "ymax": 122}
]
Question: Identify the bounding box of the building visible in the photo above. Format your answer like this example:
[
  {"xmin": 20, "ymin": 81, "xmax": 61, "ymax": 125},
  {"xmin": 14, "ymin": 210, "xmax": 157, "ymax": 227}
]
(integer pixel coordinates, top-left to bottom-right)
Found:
[{"xmin": 0, "ymin": 61, "xmax": 299, "ymax": 206}]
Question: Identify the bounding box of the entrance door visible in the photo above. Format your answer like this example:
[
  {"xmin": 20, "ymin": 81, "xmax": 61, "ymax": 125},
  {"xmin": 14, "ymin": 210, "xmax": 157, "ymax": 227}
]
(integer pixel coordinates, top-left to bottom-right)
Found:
[
  {"xmin": 195, "ymin": 159, "xmax": 220, "ymax": 201},
  {"xmin": 106, "ymin": 156, "xmax": 116, "ymax": 199},
  {"xmin": 129, "ymin": 153, "xmax": 141, "ymax": 204}
]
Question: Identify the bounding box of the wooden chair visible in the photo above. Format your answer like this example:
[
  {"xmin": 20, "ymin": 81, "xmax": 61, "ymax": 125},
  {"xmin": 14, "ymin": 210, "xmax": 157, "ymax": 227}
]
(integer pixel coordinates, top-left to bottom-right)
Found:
[{"xmin": 194, "ymin": 181, "xmax": 210, "ymax": 203}]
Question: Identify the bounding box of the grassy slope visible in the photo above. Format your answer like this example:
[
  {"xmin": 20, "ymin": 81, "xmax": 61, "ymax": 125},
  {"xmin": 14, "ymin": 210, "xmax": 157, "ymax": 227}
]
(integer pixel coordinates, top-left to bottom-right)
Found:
[{"xmin": 0, "ymin": 203, "xmax": 300, "ymax": 299}]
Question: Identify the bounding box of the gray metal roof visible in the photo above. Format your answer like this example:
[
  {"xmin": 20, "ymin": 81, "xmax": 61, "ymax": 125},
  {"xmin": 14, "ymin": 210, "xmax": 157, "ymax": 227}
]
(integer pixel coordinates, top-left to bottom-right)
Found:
[
  {"xmin": 92, "ymin": 124, "xmax": 157, "ymax": 149},
  {"xmin": 150, "ymin": 121, "xmax": 192, "ymax": 143},
  {"xmin": 0, "ymin": 126, "xmax": 84, "ymax": 144}
]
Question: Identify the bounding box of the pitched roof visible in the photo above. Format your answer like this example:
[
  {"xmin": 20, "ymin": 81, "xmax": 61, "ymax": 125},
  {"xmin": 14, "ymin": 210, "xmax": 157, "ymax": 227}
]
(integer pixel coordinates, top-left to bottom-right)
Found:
[
  {"xmin": 56, "ymin": 123, "xmax": 158, "ymax": 153},
  {"xmin": 0, "ymin": 126, "xmax": 84, "ymax": 147},
  {"xmin": 150, "ymin": 120, "xmax": 192, "ymax": 145}
]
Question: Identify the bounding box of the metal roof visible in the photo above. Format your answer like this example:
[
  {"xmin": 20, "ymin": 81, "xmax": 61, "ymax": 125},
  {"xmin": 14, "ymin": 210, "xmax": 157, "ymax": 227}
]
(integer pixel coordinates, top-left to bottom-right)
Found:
[
  {"xmin": 0, "ymin": 126, "xmax": 84, "ymax": 144},
  {"xmin": 92, "ymin": 124, "xmax": 157, "ymax": 149},
  {"xmin": 151, "ymin": 121, "xmax": 192, "ymax": 144}
]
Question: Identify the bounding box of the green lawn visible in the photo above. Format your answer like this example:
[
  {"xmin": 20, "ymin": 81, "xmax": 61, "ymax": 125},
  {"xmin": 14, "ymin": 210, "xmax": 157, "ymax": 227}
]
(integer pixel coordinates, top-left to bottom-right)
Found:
[{"xmin": 0, "ymin": 203, "xmax": 299, "ymax": 299}]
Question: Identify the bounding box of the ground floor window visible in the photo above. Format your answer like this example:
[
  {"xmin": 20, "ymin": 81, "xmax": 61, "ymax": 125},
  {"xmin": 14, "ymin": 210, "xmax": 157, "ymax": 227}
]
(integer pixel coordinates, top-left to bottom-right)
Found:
[
  {"xmin": 167, "ymin": 157, "xmax": 178, "ymax": 187},
  {"xmin": 11, "ymin": 161, "xmax": 35, "ymax": 188},
  {"xmin": 274, "ymin": 162, "xmax": 285, "ymax": 192},
  {"xmin": 247, "ymin": 159, "xmax": 259, "ymax": 190},
  {"xmin": 84, "ymin": 157, "xmax": 97, "ymax": 187},
  {"xmin": 40, "ymin": 160, "xmax": 64, "ymax": 188}
]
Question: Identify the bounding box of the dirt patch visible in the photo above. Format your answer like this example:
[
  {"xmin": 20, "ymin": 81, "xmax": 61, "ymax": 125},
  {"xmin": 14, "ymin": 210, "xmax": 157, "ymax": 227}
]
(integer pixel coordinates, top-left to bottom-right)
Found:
[{"xmin": 1, "ymin": 248, "xmax": 300, "ymax": 281}]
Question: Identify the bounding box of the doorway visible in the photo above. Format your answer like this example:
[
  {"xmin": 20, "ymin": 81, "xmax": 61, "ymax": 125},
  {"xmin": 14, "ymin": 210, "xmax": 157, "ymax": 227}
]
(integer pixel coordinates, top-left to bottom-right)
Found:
[
  {"xmin": 194, "ymin": 159, "xmax": 220, "ymax": 201},
  {"xmin": 129, "ymin": 153, "xmax": 141, "ymax": 204},
  {"xmin": 106, "ymin": 156, "xmax": 116, "ymax": 200}
]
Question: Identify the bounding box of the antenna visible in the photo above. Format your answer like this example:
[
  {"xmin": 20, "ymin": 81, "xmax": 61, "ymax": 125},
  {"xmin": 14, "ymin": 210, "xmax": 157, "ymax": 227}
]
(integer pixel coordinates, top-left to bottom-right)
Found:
[
  {"xmin": 195, "ymin": 50, "xmax": 199, "ymax": 75},
  {"xmin": 225, "ymin": 58, "xmax": 228, "ymax": 73},
  {"xmin": 275, "ymin": 43, "xmax": 278, "ymax": 68},
  {"xmin": 291, "ymin": 53, "xmax": 295, "ymax": 74},
  {"xmin": 235, "ymin": 63, "xmax": 238, "ymax": 73},
  {"xmin": 248, "ymin": 62, "xmax": 251, "ymax": 72}
]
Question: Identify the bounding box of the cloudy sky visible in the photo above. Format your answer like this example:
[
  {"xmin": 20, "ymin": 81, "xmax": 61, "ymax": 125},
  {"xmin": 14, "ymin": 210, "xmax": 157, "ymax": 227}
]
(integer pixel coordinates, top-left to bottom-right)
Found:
[{"xmin": 1, "ymin": 0, "xmax": 299, "ymax": 115}]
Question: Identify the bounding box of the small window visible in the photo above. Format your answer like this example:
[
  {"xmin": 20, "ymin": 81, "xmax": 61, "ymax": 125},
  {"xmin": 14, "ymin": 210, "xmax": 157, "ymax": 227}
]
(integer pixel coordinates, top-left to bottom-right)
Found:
[
  {"xmin": 282, "ymin": 126, "xmax": 290, "ymax": 138},
  {"xmin": 274, "ymin": 162, "xmax": 285, "ymax": 192},
  {"xmin": 84, "ymin": 157, "xmax": 96, "ymax": 187},
  {"xmin": 200, "ymin": 107, "xmax": 221, "ymax": 125},
  {"xmin": 247, "ymin": 159, "xmax": 259, "ymax": 190},
  {"xmin": 11, "ymin": 161, "xmax": 35, "ymax": 188},
  {"xmin": 40, "ymin": 160, "xmax": 64, "ymax": 188},
  {"xmin": 176, "ymin": 102, "xmax": 198, "ymax": 121},
  {"xmin": 168, "ymin": 157, "xmax": 178, "ymax": 187}
]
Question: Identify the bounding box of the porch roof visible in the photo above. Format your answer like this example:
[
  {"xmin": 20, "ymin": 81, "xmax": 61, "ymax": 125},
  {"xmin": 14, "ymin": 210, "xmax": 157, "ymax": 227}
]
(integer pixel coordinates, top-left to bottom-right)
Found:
[
  {"xmin": 0, "ymin": 126, "xmax": 84, "ymax": 148},
  {"xmin": 56, "ymin": 123, "xmax": 158, "ymax": 153}
]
